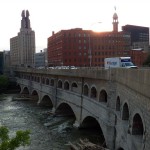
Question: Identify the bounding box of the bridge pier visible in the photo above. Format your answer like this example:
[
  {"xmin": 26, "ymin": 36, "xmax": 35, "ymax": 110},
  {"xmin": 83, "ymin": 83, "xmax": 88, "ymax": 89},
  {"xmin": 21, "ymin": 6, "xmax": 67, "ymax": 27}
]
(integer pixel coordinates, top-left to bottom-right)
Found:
[
  {"xmin": 73, "ymin": 120, "xmax": 81, "ymax": 128},
  {"xmin": 51, "ymin": 107, "xmax": 56, "ymax": 114}
]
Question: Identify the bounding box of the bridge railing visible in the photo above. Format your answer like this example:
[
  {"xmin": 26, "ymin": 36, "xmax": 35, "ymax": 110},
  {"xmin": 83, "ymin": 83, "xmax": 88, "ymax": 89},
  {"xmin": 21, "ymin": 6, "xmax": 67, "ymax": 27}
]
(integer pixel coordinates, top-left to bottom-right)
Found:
[
  {"xmin": 14, "ymin": 67, "xmax": 150, "ymax": 99},
  {"xmin": 14, "ymin": 67, "xmax": 110, "ymax": 80},
  {"xmin": 112, "ymin": 68, "xmax": 150, "ymax": 99}
]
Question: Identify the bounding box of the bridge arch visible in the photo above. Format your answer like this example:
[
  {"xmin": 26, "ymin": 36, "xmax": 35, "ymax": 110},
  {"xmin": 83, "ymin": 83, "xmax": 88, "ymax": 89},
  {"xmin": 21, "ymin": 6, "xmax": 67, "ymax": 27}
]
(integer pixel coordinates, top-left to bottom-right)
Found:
[
  {"xmin": 132, "ymin": 113, "xmax": 144, "ymax": 136},
  {"xmin": 46, "ymin": 78, "xmax": 49, "ymax": 85},
  {"xmin": 99, "ymin": 89, "xmax": 107, "ymax": 103},
  {"xmin": 33, "ymin": 76, "xmax": 36, "ymax": 81},
  {"xmin": 31, "ymin": 90, "xmax": 39, "ymax": 101},
  {"xmin": 83, "ymin": 83, "xmax": 89, "ymax": 96},
  {"xmin": 71, "ymin": 81, "xmax": 78, "ymax": 92},
  {"xmin": 39, "ymin": 95, "xmax": 53, "ymax": 107},
  {"xmin": 37, "ymin": 76, "xmax": 40, "ymax": 83},
  {"xmin": 55, "ymin": 102, "xmax": 76, "ymax": 118},
  {"xmin": 81, "ymin": 116, "xmax": 107, "ymax": 148},
  {"xmin": 31, "ymin": 75, "xmax": 34, "ymax": 81},
  {"xmin": 42, "ymin": 77, "xmax": 45, "ymax": 84},
  {"xmin": 21, "ymin": 87, "xmax": 30, "ymax": 94},
  {"xmin": 50, "ymin": 79, "xmax": 54, "ymax": 86},
  {"xmin": 64, "ymin": 80, "xmax": 70, "ymax": 90},
  {"xmin": 116, "ymin": 96, "xmax": 121, "ymax": 111},
  {"xmin": 90, "ymin": 85, "xmax": 97, "ymax": 99},
  {"xmin": 33, "ymin": 76, "xmax": 36, "ymax": 82},
  {"xmin": 58, "ymin": 80, "xmax": 63, "ymax": 88},
  {"xmin": 122, "ymin": 102, "xmax": 129, "ymax": 120},
  {"xmin": 71, "ymin": 81, "xmax": 78, "ymax": 87},
  {"xmin": 15, "ymin": 84, "xmax": 21, "ymax": 93}
]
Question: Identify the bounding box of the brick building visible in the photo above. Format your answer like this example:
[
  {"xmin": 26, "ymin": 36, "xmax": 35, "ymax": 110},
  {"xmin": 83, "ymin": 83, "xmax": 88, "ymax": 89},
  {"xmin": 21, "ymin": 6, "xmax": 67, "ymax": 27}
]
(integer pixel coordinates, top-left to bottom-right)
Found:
[
  {"xmin": 89, "ymin": 31, "xmax": 130, "ymax": 67},
  {"xmin": 47, "ymin": 12, "xmax": 131, "ymax": 67},
  {"xmin": 48, "ymin": 28, "xmax": 90, "ymax": 67},
  {"xmin": 130, "ymin": 48, "xmax": 149, "ymax": 67}
]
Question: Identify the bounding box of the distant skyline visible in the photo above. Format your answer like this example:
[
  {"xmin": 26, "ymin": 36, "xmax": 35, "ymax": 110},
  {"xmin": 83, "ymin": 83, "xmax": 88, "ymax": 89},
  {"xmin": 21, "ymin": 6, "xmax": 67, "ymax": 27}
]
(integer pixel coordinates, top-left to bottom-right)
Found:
[{"xmin": 0, "ymin": 0, "xmax": 150, "ymax": 52}]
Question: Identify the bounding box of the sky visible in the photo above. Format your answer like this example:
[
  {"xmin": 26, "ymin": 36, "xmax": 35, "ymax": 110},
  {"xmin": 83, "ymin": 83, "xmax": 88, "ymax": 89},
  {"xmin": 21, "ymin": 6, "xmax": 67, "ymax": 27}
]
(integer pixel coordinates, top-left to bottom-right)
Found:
[{"xmin": 0, "ymin": 0, "xmax": 150, "ymax": 52}]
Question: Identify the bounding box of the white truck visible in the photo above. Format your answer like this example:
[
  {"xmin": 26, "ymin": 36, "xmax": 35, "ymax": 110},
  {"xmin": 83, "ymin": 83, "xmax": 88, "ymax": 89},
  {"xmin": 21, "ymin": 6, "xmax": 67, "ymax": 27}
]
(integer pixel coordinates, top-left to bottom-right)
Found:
[{"xmin": 104, "ymin": 57, "xmax": 137, "ymax": 69}]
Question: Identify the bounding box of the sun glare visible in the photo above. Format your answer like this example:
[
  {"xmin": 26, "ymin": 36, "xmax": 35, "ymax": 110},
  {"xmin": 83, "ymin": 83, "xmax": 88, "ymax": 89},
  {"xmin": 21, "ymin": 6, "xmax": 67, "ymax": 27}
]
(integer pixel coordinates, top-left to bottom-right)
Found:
[{"xmin": 91, "ymin": 23, "xmax": 112, "ymax": 32}]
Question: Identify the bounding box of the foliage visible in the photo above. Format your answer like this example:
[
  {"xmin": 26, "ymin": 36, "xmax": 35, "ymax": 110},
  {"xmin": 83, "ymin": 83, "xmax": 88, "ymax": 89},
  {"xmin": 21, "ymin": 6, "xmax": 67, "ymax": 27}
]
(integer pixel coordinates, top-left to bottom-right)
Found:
[
  {"xmin": 0, "ymin": 126, "xmax": 30, "ymax": 150},
  {"xmin": 0, "ymin": 75, "xmax": 9, "ymax": 89},
  {"xmin": 143, "ymin": 55, "xmax": 150, "ymax": 66}
]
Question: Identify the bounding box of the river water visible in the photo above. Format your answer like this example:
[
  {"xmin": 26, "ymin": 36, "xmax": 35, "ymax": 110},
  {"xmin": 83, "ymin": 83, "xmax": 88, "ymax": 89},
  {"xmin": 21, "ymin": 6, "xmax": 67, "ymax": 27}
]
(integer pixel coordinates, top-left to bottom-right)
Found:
[{"xmin": 0, "ymin": 94, "xmax": 102, "ymax": 150}]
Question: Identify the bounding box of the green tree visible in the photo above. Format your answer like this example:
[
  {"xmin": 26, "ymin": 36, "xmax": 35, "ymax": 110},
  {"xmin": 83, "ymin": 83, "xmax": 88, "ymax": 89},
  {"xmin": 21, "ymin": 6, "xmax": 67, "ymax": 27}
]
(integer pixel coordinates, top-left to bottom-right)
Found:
[
  {"xmin": 0, "ymin": 126, "xmax": 30, "ymax": 150},
  {"xmin": 0, "ymin": 75, "xmax": 9, "ymax": 89}
]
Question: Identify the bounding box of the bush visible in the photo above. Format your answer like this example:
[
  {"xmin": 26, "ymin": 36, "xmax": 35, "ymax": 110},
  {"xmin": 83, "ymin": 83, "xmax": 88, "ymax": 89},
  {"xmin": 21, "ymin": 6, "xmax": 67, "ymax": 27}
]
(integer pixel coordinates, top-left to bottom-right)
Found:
[{"xmin": 0, "ymin": 126, "xmax": 30, "ymax": 150}]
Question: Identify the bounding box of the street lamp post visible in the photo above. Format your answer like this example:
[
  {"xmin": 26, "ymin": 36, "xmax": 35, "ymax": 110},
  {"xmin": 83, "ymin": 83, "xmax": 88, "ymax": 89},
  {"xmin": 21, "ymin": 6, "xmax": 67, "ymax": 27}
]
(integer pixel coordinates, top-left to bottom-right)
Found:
[
  {"xmin": 88, "ymin": 34, "xmax": 92, "ymax": 67},
  {"xmin": 88, "ymin": 22, "xmax": 102, "ymax": 67}
]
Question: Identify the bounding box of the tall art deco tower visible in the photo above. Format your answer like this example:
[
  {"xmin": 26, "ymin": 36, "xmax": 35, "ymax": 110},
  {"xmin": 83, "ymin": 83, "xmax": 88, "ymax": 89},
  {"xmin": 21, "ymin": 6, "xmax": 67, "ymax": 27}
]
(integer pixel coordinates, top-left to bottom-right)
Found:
[{"xmin": 10, "ymin": 10, "xmax": 35, "ymax": 67}]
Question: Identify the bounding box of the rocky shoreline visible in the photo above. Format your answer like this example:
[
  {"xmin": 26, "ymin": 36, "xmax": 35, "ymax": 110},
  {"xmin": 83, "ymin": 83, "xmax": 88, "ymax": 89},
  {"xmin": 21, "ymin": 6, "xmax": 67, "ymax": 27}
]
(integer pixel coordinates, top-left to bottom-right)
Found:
[{"xmin": 67, "ymin": 139, "xmax": 109, "ymax": 150}]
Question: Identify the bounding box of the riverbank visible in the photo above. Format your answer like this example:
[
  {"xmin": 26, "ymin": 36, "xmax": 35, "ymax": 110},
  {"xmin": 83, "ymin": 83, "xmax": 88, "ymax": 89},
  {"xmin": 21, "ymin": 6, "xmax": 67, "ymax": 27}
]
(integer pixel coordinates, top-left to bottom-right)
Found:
[
  {"xmin": 0, "ymin": 81, "xmax": 20, "ymax": 94},
  {"xmin": 67, "ymin": 139, "xmax": 109, "ymax": 150}
]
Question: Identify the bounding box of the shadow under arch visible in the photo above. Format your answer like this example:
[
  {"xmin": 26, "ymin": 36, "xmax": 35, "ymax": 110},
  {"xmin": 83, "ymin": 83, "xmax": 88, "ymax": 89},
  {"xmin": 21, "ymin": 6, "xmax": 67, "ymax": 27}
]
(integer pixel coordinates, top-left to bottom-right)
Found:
[
  {"xmin": 39, "ymin": 95, "xmax": 53, "ymax": 108},
  {"xmin": 83, "ymin": 84, "xmax": 89, "ymax": 96},
  {"xmin": 21, "ymin": 87, "xmax": 29, "ymax": 94},
  {"xmin": 117, "ymin": 148, "xmax": 124, "ymax": 150},
  {"xmin": 90, "ymin": 86, "xmax": 97, "ymax": 99},
  {"xmin": 58, "ymin": 80, "xmax": 62, "ymax": 88},
  {"xmin": 17, "ymin": 84, "xmax": 21, "ymax": 92},
  {"xmin": 55, "ymin": 103, "xmax": 76, "ymax": 118},
  {"xmin": 31, "ymin": 90, "xmax": 39, "ymax": 102},
  {"xmin": 12, "ymin": 84, "xmax": 21, "ymax": 93},
  {"xmin": 64, "ymin": 81, "xmax": 69, "ymax": 90},
  {"xmin": 99, "ymin": 89, "xmax": 107, "ymax": 103},
  {"xmin": 80, "ymin": 116, "xmax": 107, "ymax": 148},
  {"xmin": 132, "ymin": 113, "xmax": 144, "ymax": 136},
  {"xmin": 122, "ymin": 103, "xmax": 129, "ymax": 120},
  {"xmin": 116, "ymin": 96, "xmax": 120, "ymax": 111}
]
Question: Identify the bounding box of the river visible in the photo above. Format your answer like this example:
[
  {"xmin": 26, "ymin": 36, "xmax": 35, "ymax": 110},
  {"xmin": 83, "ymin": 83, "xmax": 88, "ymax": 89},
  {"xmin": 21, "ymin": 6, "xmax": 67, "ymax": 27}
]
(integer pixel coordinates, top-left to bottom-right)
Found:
[{"xmin": 0, "ymin": 94, "xmax": 103, "ymax": 150}]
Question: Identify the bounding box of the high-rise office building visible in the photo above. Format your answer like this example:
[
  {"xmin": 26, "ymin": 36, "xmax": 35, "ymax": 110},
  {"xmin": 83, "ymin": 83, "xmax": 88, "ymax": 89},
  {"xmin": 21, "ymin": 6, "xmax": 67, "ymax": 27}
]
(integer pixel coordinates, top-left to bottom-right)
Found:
[
  {"xmin": 122, "ymin": 25, "xmax": 149, "ymax": 43},
  {"xmin": 122, "ymin": 25, "xmax": 149, "ymax": 50},
  {"xmin": 122, "ymin": 25, "xmax": 150, "ymax": 66},
  {"xmin": 10, "ymin": 10, "xmax": 35, "ymax": 67}
]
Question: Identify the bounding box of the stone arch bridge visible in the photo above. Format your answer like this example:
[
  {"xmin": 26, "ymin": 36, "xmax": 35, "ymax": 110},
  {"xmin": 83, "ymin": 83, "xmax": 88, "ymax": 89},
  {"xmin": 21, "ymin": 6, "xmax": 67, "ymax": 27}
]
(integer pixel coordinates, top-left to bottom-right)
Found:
[{"xmin": 14, "ymin": 67, "xmax": 150, "ymax": 150}]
